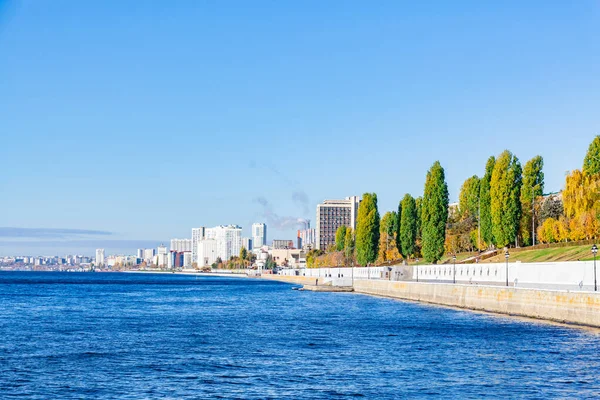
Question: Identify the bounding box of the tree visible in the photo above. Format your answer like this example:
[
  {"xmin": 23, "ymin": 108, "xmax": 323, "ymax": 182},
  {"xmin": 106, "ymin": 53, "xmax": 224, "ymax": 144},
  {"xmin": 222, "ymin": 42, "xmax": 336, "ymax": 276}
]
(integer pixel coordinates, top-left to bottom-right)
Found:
[
  {"xmin": 519, "ymin": 156, "xmax": 544, "ymax": 246},
  {"xmin": 415, "ymin": 196, "xmax": 423, "ymax": 240},
  {"xmin": 479, "ymin": 156, "xmax": 495, "ymax": 247},
  {"xmin": 458, "ymin": 175, "xmax": 480, "ymax": 220},
  {"xmin": 539, "ymin": 195, "xmax": 564, "ymax": 225},
  {"xmin": 355, "ymin": 193, "xmax": 380, "ymax": 266},
  {"xmin": 344, "ymin": 227, "xmax": 355, "ymax": 266},
  {"xmin": 395, "ymin": 202, "xmax": 402, "ymax": 252},
  {"xmin": 378, "ymin": 211, "xmax": 399, "ymax": 262},
  {"xmin": 583, "ymin": 135, "xmax": 600, "ymax": 175},
  {"xmin": 421, "ymin": 161, "xmax": 449, "ymax": 263},
  {"xmin": 399, "ymin": 194, "xmax": 418, "ymax": 259},
  {"xmin": 490, "ymin": 150, "xmax": 522, "ymax": 247},
  {"xmin": 335, "ymin": 226, "xmax": 347, "ymax": 251},
  {"xmin": 239, "ymin": 247, "xmax": 248, "ymax": 263}
]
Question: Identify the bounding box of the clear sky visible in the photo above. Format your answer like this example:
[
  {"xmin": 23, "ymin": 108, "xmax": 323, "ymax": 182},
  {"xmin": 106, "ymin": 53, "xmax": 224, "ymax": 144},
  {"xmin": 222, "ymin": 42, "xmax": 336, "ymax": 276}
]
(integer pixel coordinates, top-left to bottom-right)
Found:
[{"xmin": 1, "ymin": 1, "xmax": 599, "ymax": 256}]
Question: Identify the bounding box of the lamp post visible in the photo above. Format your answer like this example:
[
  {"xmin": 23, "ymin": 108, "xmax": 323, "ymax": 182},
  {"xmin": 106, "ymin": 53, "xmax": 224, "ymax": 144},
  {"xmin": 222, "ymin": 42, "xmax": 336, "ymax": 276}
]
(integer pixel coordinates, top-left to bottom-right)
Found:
[
  {"xmin": 592, "ymin": 244, "xmax": 598, "ymax": 292},
  {"xmin": 453, "ymin": 254, "xmax": 457, "ymax": 284},
  {"xmin": 505, "ymin": 250, "xmax": 510, "ymax": 287}
]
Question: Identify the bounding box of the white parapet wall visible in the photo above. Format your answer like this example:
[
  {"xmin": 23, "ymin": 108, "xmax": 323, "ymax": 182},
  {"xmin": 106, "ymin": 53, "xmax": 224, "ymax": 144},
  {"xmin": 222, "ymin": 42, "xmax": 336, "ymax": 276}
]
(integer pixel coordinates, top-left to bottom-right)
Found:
[
  {"xmin": 277, "ymin": 261, "xmax": 599, "ymax": 291},
  {"xmin": 353, "ymin": 280, "xmax": 600, "ymax": 328},
  {"xmin": 415, "ymin": 261, "xmax": 598, "ymax": 291}
]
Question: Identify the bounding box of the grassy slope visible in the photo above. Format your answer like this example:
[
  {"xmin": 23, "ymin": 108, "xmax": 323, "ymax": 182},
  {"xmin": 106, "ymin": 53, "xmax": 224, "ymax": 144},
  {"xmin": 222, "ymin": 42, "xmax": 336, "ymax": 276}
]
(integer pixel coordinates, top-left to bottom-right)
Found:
[{"xmin": 478, "ymin": 244, "xmax": 596, "ymax": 263}]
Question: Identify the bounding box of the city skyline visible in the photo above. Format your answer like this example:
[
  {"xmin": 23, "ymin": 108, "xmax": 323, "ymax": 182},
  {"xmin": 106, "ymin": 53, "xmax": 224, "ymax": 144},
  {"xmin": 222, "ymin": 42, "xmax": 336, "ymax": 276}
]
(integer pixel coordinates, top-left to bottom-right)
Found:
[{"xmin": 1, "ymin": 1, "xmax": 599, "ymax": 255}]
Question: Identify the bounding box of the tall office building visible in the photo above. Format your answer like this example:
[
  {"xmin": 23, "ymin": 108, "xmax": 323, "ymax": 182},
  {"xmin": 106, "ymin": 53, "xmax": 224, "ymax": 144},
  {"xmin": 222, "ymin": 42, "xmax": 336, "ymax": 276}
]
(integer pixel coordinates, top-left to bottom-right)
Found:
[
  {"xmin": 205, "ymin": 225, "xmax": 242, "ymax": 261},
  {"xmin": 315, "ymin": 196, "xmax": 361, "ymax": 250},
  {"xmin": 191, "ymin": 227, "xmax": 206, "ymax": 264},
  {"xmin": 252, "ymin": 223, "xmax": 267, "ymax": 249},
  {"xmin": 95, "ymin": 249, "xmax": 105, "ymax": 266}
]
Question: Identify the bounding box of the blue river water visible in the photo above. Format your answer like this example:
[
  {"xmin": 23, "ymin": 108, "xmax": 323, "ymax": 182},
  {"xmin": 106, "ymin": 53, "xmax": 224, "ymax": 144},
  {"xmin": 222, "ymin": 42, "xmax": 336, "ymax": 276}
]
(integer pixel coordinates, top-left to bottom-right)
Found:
[{"xmin": 1, "ymin": 272, "xmax": 599, "ymax": 399}]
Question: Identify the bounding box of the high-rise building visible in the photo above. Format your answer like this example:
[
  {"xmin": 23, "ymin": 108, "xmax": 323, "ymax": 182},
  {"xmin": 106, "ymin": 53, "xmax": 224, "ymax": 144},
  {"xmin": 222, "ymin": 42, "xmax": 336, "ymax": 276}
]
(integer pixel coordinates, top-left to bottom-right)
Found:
[
  {"xmin": 197, "ymin": 239, "xmax": 218, "ymax": 267},
  {"xmin": 252, "ymin": 223, "xmax": 267, "ymax": 249},
  {"xmin": 316, "ymin": 196, "xmax": 361, "ymax": 250},
  {"xmin": 157, "ymin": 244, "xmax": 168, "ymax": 267},
  {"xmin": 95, "ymin": 249, "xmax": 105, "ymax": 266},
  {"xmin": 205, "ymin": 225, "xmax": 242, "ymax": 261},
  {"xmin": 242, "ymin": 237, "xmax": 253, "ymax": 251},
  {"xmin": 191, "ymin": 227, "xmax": 206, "ymax": 264},
  {"xmin": 170, "ymin": 238, "xmax": 192, "ymax": 252},
  {"xmin": 136, "ymin": 249, "xmax": 144, "ymax": 259},
  {"xmin": 298, "ymin": 228, "xmax": 316, "ymax": 249},
  {"xmin": 143, "ymin": 248, "xmax": 156, "ymax": 263}
]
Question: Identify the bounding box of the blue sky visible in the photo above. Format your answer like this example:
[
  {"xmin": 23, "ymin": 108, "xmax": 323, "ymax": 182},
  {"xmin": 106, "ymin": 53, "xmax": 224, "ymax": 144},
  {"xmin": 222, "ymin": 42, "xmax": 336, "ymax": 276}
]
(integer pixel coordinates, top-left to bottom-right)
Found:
[{"xmin": 1, "ymin": 1, "xmax": 599, "ymax": 256}]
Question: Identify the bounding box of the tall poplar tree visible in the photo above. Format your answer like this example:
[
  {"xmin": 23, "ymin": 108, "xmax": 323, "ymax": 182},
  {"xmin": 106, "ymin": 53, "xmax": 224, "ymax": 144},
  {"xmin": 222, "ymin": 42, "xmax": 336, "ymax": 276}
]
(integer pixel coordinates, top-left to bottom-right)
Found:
[
  {"xmin": 479, "ymin": 156, "xmax": 496, "ymax": 247},
  {"xmin": 355, "ymin": 193, "xmax": 380, "ymax": 266},
  {"xmin": 415, "ymin": 196, "xmax": 423, "ymax": 240},
  {"xmin": 335, "ymin": 226, "xmax": 347, "ymax": 251},
  {"xmin": 421, "ymin": 161, "xmax": 449, "ymax": 263},
  {"xmin": 520, "ymin": 156, "xmax": 544, "ymax": 246},
  {"xmin": 458, "ymin": 175, "xmax": 480, "ymax": 220},
  {"xmin": 399, "ymin": 194, "xmax": 417, "ymax": 259},
  {"xmin": 490, "ymin": 150, "xmax": 523, "ymax": 247},
  {"xmin": 395, "ymin": 201, "xmax": 402, "ymax": 252},
  {"xmin": 583, "ymin": 135, "xmax": 600, "ymax": 175}
]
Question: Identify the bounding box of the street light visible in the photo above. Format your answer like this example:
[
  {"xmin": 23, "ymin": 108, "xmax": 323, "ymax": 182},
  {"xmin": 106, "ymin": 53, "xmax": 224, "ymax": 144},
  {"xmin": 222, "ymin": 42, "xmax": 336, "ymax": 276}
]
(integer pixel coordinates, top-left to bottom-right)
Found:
[
  {"xmin": 592, "ymin": 244, "xmax": 598, "ymax": 292},
  {"xmin": 505, "ymin": 250, "xmax": 510, "ymax": 287},
  {"xmin": 453, "ymin": 254, "xmax": 457, "ymax": 284}
]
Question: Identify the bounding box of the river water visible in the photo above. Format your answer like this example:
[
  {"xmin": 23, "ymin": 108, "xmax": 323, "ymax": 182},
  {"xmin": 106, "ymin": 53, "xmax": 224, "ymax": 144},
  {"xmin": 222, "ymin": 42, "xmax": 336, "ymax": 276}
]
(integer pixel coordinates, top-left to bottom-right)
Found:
[{"xmin": 1, "ymin": 272, "xmax": 599, "ymax": 399}]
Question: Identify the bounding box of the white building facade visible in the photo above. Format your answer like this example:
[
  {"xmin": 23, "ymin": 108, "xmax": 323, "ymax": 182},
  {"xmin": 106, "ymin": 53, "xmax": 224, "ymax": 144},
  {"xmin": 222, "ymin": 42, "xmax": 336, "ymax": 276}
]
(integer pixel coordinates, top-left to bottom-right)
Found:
[
  {"xmin": 197, "ymin": 239, "xmax": 218, "ymax": 267},
  {"xmin": 95, "ymin": 249, "xmax": 105, "ymax": 266},
  {"xmin": 205, "ymin": 225, "xmax": 242, "ymax": 262},
  {"xmin": 252, "ymin": 223, "xmax": 267, "ymax": 249},
  {"xmin": 170, "ymin": 238, "xmax": 192, "ymax": 252},
  {"xmin": 191, "ymin": 227, "xmax": 205, "ymax": 264}
]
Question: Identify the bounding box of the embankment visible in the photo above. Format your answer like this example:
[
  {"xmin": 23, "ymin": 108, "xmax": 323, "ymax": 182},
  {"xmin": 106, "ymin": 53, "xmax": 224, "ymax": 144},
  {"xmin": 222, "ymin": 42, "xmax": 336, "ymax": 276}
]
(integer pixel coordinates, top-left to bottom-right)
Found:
[
  {"xmin": 354, "ymin": 280, "xmax": 600, "ymax": 328},
  {"xmin": 258, "ymin": 274, "xmax": 325, "ymax": 286}
]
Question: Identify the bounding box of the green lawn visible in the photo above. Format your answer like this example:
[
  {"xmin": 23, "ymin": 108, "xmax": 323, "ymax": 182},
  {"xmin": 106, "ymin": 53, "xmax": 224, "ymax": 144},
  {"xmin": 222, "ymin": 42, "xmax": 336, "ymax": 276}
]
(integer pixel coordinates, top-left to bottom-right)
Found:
[{"xmin": 480, "ymin": 244, "xmax": 596, "ymax": 263}]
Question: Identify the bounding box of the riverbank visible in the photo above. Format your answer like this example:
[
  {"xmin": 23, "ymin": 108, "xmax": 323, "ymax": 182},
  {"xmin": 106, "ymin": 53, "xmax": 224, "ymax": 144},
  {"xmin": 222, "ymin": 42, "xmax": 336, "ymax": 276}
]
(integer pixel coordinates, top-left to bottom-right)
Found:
[{"xmin": 262, "ymin": 274, "xmax": 600, "ymax": 328}]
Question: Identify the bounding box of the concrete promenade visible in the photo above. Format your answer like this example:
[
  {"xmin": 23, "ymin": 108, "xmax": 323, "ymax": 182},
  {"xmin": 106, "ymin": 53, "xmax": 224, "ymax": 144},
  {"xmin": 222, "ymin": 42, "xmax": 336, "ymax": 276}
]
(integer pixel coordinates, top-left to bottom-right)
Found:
[{"xmin": 262, "ymin": 274, "xmax": 600, "ymax": 328}]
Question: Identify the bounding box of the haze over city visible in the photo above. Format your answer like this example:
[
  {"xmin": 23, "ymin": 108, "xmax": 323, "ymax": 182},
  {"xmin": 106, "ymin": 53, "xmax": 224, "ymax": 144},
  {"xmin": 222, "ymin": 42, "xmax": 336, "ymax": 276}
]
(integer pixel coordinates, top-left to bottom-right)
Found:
[{"xmin": 1, "ymin": 1, "xmax": 599, "ymax": 256}]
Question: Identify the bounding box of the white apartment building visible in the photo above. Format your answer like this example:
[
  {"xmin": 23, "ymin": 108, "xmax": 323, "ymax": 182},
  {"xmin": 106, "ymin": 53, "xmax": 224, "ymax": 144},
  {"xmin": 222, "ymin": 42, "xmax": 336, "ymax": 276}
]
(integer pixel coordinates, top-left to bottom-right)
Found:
[
  {"xmin": 197, "ymin": 239, "xmax": 218, "ymax": 267},
  {"xmin": 170, "ymin": 238, "xmax": 192, "ymax": 252},
  {"xmin": 157, "ymin": 244, "xmax": 168, "ymax": 267},
  {"xmin": 143, "ymin": 248, "xmax": 156, "ymax": 263},
  {"xmin": 205, "ymin": 225, "xmax": 242, "ymax": 261},
  {"xmin": 315, "ymin": 196, "xmax": 361, "ymax": 250},
  {"xmin": 191, "ymin": 227, "xmax": 206, "ymax": 264},
  {"xmin": 252, "ymin": 223, "xmax": 267, "ymax": 249},
  {"xmin": 95, "ymin": 249, "xmax": 105, "ymax": 266}
]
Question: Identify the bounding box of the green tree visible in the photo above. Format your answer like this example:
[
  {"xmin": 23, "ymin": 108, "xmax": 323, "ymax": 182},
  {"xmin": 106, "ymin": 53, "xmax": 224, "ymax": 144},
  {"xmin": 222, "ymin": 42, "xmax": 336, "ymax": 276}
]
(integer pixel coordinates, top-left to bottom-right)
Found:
[
  {"xmin": 355, "ymin": 193, "xmax": 380, "ymax": 266},
  {"xmin": 415, "ymin": 196, "xmax": 423, "ymax": 240},
  {"xmin": 421, "ymin": 161, "xmax": 449, "ymax": 263},
  {"xmin": 395, "ymin": 201, "xmax": 402, "ymax": 252},
  {"xmin": 239, "ymin": 246, "xmax": 248, "ymax": 262},
  {"xmin": 479, "ymin": 156, "xmax": 496, "ymax": 247},
  {"xmin": 378, "ymin": 211, "xmax": 399, "ymax": 262},
  {"xmin": 583, "ymin": 135, "xmax": 600, "ymax": 175},
  {"xmin": 344, "ymin": 227, "xmax": 354, "ymax": 259},
  {"xmin": 458, "ymin": 175, "xmax": 480, "ymax": 220},
  {"xmin": 335, "ymin": 225, "xmax": 347, "ymax": 251},
  {"xmin": 520, "ymin": 156, "xmax": 544, "ymax": 246},
  {"xmin": 490, "ymin": 150, "xmax": 523, "ymax": 247},
  {"xmin": 399, "ymin": 194, "xmax": 417, "ymax": 259}
]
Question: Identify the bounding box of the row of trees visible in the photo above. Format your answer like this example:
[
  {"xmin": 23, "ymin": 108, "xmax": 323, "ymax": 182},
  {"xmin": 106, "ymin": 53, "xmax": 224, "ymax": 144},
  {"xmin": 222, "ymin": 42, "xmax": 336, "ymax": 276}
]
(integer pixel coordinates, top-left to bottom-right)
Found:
[{"xmin": 319, "ymin": 135, "xmax": 600, "ymax": 266}]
